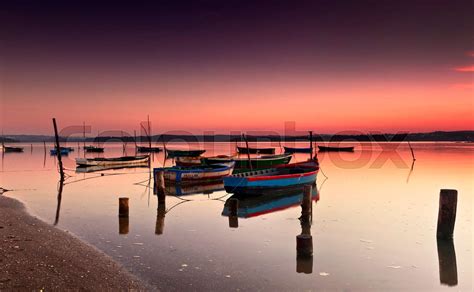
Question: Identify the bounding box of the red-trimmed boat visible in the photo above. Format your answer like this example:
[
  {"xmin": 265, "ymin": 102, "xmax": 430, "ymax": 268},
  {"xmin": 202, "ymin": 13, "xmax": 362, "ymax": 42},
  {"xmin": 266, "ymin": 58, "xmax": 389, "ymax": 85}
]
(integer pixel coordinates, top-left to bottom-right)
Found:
[{"xmin": 223, "ymin": 159, "xmax": 319, "ymax": 193}]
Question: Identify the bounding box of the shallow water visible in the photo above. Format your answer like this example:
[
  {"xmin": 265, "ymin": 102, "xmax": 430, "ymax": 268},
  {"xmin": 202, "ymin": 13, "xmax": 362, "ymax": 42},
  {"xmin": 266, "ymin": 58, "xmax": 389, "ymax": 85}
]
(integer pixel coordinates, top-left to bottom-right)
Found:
[{"xmin": 1, "ymin": 142, "xmax": 473, "ymax": 290}]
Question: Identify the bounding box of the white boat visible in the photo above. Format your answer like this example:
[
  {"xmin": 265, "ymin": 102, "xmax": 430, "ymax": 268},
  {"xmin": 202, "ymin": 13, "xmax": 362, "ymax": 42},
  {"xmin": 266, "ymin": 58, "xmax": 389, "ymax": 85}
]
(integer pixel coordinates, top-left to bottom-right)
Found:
[{"xmin": 75, "ymin": 155, "xmax": 149, "ymax": 167}]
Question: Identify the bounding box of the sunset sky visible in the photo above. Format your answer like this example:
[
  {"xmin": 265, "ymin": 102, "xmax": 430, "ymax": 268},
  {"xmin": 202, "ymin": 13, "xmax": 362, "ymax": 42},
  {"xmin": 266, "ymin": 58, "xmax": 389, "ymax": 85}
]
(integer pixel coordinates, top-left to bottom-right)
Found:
[{"xmin": 1, "ymin": 0, "xmax": 472, "ymax": 135}]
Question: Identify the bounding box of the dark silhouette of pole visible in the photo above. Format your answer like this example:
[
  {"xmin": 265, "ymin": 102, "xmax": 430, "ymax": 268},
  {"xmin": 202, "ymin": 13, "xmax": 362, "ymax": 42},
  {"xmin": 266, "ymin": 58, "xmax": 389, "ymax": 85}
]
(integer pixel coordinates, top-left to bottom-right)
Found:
[{"xmin": 52, "ymin": 118, "xmax": 64, "ymax": 180}]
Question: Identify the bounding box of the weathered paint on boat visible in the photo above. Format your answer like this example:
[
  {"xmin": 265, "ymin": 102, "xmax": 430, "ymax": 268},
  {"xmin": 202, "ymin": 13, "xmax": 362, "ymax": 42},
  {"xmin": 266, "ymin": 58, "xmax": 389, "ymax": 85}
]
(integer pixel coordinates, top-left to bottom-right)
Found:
[
  {"xmin": 237, "ymin": 146, "xmax": 275, "ymax": 154},
  {"xmin": 166, "ymin": 149, "xmax": 206, "ymax": 158},
  {"xmin": 175, "ymin": 156, "xmax": 203, "ymax": 166},
  {"xmin": 223, "ymin": 160, "xmax": 318, "ymax": 193},
  {"xmin": 154, "ymin": 162, "xmax": 234, "ymax": 183},
  {"xmin": 283, "ymin": 146, "xmax": 313, "ymax": 153},
  {"xmin": 75, "ymin": 155, "xmax": 149, "ymax": 167},
  {"xmin": 318, "ymin": 145, "xmax": 354, "ymax": 152}
]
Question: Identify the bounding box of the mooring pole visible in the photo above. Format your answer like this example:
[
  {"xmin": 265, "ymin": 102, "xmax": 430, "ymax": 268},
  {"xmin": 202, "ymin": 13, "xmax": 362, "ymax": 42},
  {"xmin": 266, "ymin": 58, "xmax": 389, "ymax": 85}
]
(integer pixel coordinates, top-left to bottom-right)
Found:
[
  {"xmin": 52, "ymin": 118, "xmax": 64, "ymax": 180},
  {"xmin": 228, "ymin": 198, "xmax": 239, "ymax": 228},
  {"xmin": 309, "ymin": 131, "xmax": 313, "ymax": 160},
  {"xmin": 242, "ymin": 134, "xmax": 253, "ymax": 171},
  {"xmin": 437, "ymin": 189, "xmax": 457, "ymax": 239}
]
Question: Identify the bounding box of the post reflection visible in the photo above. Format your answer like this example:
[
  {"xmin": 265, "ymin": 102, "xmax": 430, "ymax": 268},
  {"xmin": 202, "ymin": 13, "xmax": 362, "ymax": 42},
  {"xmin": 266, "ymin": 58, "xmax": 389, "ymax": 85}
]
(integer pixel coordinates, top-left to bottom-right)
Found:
[
  {"xmin": 222, "ymin": 184, "xmax": 319, "ymax": 275},
  {"xmin": 437, "ymin": 239, "xmax": 458, "ymax": 286}
]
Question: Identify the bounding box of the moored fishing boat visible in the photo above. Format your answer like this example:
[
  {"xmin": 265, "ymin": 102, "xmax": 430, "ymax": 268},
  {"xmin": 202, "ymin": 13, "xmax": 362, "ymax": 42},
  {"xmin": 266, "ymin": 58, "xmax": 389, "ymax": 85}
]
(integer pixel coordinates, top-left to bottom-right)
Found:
[
  {"xmin": 136, "ymin": 146, "xmax": 162, "ymax": 153},
  {"xmin": 223, "ymin": 159, "xmax": 318, "ymax": 193},
  {"xmin": 154, "ymin": 162, "xmax": 235, "ymax": 183},
  {"xmin": 84, "ymin": 145, "xmax": 105, "ymax": 153},
  {"xmin": 75, "ymin": 162, "xmax": 149, "ymax": 173},
  {"xmin": 175, "ymin": 156, "xmax": 203, "ymax": 166},
  {"xmin": 2, "ymin": 146, "xmax": 24, "ymax": 152},
  {"xmin": 237, "ymin": 146, "xmax": 275, "ymax": 154},
  {"xmin": 318, "ymin": 145, "xmax": 354, "ymax": 152},
  {"xmin": 50, "ymin": 148, "xmax": 71, "ymax": 155},
  {"xmin": 283, "ymin": 146, "xmax": 313, "ymax": 153},
  {"xmin": 202, "ymin": 153, "xmax": 292, "ymax": 170},
  {"xmin": 166, "ymin": 149, "xmax": 206, "ymax": 158},
  {"xmin": 75, "ymin": 155, "xmax": 149, "ymax": 167}
]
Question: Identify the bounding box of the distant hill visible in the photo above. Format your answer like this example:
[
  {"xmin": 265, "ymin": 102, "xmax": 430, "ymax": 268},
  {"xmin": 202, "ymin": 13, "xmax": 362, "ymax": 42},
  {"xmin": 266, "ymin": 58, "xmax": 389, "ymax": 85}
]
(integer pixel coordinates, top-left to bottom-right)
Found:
[
  {"xmin": 5, "ymin": 131, "xmax": 473, "ymax": 142},
  {"xmin": 0, "ymin": 137, "xmax": 18, "ymax": 143}
]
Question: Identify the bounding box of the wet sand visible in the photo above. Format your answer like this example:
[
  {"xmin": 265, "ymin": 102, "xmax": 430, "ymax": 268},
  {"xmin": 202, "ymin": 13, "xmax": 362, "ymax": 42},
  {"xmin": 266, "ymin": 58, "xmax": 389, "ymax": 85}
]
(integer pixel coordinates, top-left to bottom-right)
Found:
[{"xmin": 0, "ymin": 195, "xmax": 147, "ymax": 290}]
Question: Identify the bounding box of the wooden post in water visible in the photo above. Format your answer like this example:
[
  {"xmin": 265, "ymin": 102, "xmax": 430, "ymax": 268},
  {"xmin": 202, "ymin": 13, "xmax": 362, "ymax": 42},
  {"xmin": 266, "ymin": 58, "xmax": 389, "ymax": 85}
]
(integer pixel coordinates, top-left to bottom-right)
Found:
[
  {"xmin": 43, "ymin": 141, "xmax": 46, "ymax": 155},
  {"xmin": 83, "ymin": 121, "xmax": 86, "ymax": 150},
  {"xmin": 156, "ymin": 170, "xmax": 166, "ymax": 203},
  {"xmin": 437, "ymin": 238, "xmax": 458, "ymax": 286},
  {"xmin": 119, "ymin": 197, "xmax": 129, "ymax": 217},
  {"xmin": 52, "ymin": 118, "xmax": 64, "ymax": 180},
  {"xmin": 228, "ymin": 198, "xmax": 239, "ymax": 228},
  {"xmin": 309, "ymin": 131, "xmax": 313, "ymax": 160},
  {"xmin": 437, "ymin": 189, "xmax": 457, "ymax": 240},
  {"xmin": 297, "ymin": 184, "xmax": 313, "ymax": 273},
  {"xmin": 242, "ymin": 134, "xmax": 253, "ymax": 171},
  {"xmin": 155, "ymin": 199, "xmax": 166, "ymax": 235}
]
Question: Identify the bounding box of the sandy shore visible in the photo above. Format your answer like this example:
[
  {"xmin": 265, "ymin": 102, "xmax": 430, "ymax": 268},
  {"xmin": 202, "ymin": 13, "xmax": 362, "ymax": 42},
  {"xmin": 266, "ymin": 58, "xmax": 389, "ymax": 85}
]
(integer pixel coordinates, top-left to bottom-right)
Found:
[{"xmin": 0, "ymin": 195, "xmax": 148, "ymax": 290}]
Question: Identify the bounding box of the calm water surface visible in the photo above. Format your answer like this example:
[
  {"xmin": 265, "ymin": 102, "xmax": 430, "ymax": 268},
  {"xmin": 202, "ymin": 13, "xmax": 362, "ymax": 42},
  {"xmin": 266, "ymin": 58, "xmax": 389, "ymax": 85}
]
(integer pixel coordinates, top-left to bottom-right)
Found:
[{"xmin": 1, "ymin": 142, "xmax": 472, "ymax": 290}]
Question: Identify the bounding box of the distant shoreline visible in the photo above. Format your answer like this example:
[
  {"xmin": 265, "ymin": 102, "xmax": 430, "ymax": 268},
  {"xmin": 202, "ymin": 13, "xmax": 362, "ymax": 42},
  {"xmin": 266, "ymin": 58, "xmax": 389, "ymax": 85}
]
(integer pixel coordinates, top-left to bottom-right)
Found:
[{"xmin": 2, "ymin": 130, "xmax": 473, "ymax": 143}]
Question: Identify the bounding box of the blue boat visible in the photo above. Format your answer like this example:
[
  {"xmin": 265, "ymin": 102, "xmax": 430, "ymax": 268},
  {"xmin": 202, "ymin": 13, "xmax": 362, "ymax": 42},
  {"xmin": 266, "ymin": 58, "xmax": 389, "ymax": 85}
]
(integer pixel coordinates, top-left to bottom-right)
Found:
[
  {"xmin": 50, "ymin": 148, "xmax": 71, "ymax": 155},
  {"xmin": 223, "ymin": 159, "xmax": 318, "ymax": 193},
  {"xmin": 284, "ymin": 146, "xmax": 313, "ymax": 153},
  {"xmin": 222, "ymin": 185, "xmax": 319, "ymax": 218},
  {"xmin": 154, "ymin": 162, "xmax": 235, "ymax": 184}
]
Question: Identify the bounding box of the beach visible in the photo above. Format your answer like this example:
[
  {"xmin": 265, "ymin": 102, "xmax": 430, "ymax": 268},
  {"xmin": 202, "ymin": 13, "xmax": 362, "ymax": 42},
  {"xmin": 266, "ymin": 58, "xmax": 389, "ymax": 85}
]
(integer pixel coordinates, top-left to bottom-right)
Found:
[{"xmin": 0, "ymin": 195, "xmax": 146, "ymax": 290}]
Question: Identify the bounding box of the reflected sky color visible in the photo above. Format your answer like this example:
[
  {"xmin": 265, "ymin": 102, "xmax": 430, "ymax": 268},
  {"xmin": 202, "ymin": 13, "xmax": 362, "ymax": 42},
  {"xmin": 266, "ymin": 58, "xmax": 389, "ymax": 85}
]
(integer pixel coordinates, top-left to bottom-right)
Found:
[
  {"xmin": 1, "ymin": 1, "xmax": 473, "ymax": 134},
  {"xmin": 1, "ymin": 142, "xmax": 472, "ymax": 290}
]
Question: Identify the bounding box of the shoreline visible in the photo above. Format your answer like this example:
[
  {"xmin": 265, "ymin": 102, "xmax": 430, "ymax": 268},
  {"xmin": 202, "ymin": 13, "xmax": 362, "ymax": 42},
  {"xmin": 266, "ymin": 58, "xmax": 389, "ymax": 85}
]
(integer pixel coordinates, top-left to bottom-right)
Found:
[{"xmin": 0, "ymin": 195, "xmax": 149, "ymax": 290}]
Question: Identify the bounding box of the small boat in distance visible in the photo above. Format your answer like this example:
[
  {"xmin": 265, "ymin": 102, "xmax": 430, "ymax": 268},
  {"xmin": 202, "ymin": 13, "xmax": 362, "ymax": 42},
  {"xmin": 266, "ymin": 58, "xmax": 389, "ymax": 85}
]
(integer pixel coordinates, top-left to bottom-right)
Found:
[
  {"xmin": 154, "ymin": 162, "xmax": 235, "ymax": 183},
  {"xmin": 318, "ymin": 145, "xmax": 354, "ymax": 152},
  {"xmin": 224, "ymin": 159, "xmax": 319, "ymax": 193},
  {"xmin": 75, "ymin": 155, "xmax": 149, "ymax": 167},
  {"xmin": 202, "ymin": 154, "xmax": 292, "ymax": 170},
  {"xmin": 237, "ymin": 146, "xmax": 275, "ymax": 154},
  {"xmin": 84, "ymin": 145, "xmax": 105, "ymax": 153},
  {"xmin": 2, "ymin": 146, "xmax": 24, "ymax": 153},
  {"xmin": 50, "ymin": 148, "xmax": 71, "ymax": 155},
  {"xmin": 175, "ymin": 156, "xmax": 203, "ymax": 167},
  {"xmin": 136, "ymin": 146, "xmax": 162, "ymax": 153},
  {"xmin": 76, "ymin": 162, "xmax": 149, "ymax": 173},
  {"xmin": 166, "ymin": 149, "xmax": 206, "ymax": 158},
  {"xmin": 283, "ymin": 146, "xmax": 313, "ymax": 153}
]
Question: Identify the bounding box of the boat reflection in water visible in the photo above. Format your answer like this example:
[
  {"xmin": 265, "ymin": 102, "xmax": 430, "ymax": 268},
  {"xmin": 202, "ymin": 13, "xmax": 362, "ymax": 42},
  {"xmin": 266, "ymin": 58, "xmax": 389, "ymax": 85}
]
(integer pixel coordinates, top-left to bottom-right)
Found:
[
  {"xmin": 222, "ymin": 184, "xmax": 319, "ymax": 274},
  {"xmin": 153, "ymin": 180, "xmax": 225, "ymax": 235}
]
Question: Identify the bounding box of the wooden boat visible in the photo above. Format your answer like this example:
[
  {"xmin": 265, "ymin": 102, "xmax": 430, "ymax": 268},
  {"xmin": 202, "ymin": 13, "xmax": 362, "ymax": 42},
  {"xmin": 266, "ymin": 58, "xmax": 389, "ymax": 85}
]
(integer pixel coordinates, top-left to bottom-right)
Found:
[
  {"xmin": 75, "ymin": 155, "xmax": 149, "ymax": 167},
  {"xmin": 84, "ymin": 145, "xmax": 105, "ymax": 152},
  {"xmin": 154, "ymin": 162, "xmax": 235, "ymax": 183},
  {"xmin": 76, "ymin": 162, "xmax": 149, "ymax": 173},
  {"xmin": 202, "ymin": 154, "xmax": 291, "ymax": 170},
  {"xmin": 50, "ymin": 148, "xmax": 71, "ymax": 155},
  {"xmin": 175, "ymin": 156, "xmax": 203, "ymax": 167},
  {"xmin": 222, "ymin": 185, "xmax": 319, "ymax": 218},
  {"xmin": 136, "ymin": 146, "xmax": 162, "ymax": 153},
  {"xmin": 166, "ymin": 149, "xmax": 206, "ymax": 158},
  {"xmin": 223, "ymin": 159, "xmax": 318, "ymax": 193},
  {"xmin": 284, "ymin": 146, "xmax": 313, "ymax": 153},
  {"xmin": 318, "ymin": 145, "xmax": 354, "ymax": 152},
  {"xmin": 2, "ymin": 146, "xmax": 24, "ymax": 152},
  {"xmin": 237, "ymin": 146, "xmax": 275, "ymax": 154}
]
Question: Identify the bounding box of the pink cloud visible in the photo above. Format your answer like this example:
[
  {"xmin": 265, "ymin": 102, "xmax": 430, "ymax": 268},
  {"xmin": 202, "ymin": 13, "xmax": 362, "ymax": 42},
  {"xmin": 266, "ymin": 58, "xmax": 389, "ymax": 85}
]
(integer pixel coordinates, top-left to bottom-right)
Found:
[{"xmin": 454, "ymin": 65, "xmax": 474, "ymax": 72}]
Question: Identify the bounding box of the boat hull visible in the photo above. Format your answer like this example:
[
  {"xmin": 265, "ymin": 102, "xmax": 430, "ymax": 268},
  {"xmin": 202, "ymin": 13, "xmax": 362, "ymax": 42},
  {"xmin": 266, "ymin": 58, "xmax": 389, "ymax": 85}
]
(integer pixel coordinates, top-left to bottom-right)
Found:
[
  {"xmin": 283, "ymin": 146, "xmax": 313, "ymax": 153},
  {"xmin": 318, "ymin": 146, "xmax": 354, "ymax": 152},
  {"xmin": 137, "ymin": 146, "xmax": 162, "ymax": 153},
  {"xmin": 224, "ymin": 160, "xmax": 318, "ymax": 193},
  {"xmin": 166, "ymin": 149, "xmax": 206, "ymax": 158},
  {"xmin": 154, "ymin": 163, "xmax": 234, "ymax": 183},
  {"xmin": 3, "ymin": 146, "xmax": 24, "ymax": 153},
  {"xmin": 237, "ymin": 146, "xmax": 275, "ymax": 154},
  {"xmin": 75, "ymin": 155, "xmax": 149, "ymax": 167}
]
